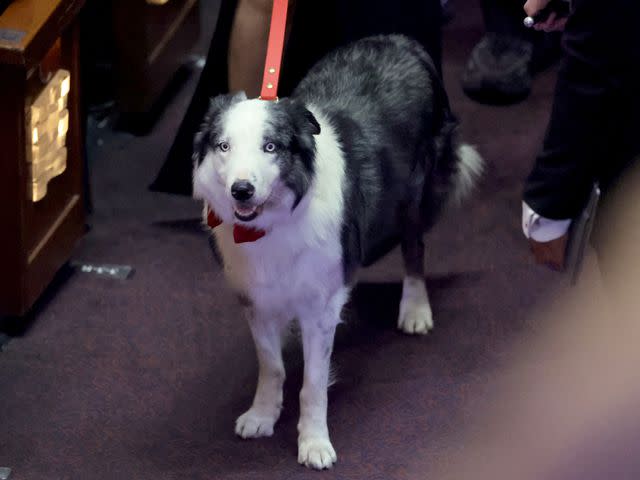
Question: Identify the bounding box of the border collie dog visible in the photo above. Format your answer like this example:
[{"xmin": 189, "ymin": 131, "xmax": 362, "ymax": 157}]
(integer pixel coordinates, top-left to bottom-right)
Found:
[{"xmin": 193, "ymin": 35, "xmax": 482, "ymax": 469}]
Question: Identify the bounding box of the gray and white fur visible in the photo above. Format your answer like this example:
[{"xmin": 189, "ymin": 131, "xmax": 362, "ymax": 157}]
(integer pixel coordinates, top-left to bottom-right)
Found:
[{"xmin": 192, "ymin": 34, "xmax": 482, "ymax": 470}]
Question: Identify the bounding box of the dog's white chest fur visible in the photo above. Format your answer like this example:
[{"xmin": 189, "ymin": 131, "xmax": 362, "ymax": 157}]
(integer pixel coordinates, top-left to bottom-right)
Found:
[{"xmin": 215, "ymin": 227, "xmax": 341, "ymax": 314}]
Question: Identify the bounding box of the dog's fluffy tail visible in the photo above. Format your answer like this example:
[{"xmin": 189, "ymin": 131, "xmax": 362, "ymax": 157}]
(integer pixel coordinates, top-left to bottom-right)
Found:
[{"xmin": 449, "ymin": 142, "xmax": 484, "ymax": 205}]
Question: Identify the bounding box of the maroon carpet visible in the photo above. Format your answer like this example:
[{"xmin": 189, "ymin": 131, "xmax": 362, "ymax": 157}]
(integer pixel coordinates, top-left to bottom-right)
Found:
[{"xmin": 0, "ymin": 3, "xmax": 563, "ymax": 479}]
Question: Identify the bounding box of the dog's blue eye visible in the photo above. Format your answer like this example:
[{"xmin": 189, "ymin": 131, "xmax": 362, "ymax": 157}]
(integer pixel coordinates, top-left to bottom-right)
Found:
[
  {"xmin": 218, "ymin": 141, "xmax": 230, "ymax": 152},
  {"xmin": 264, "ymin": 142, "xmax": 277, "ymax": 153}
]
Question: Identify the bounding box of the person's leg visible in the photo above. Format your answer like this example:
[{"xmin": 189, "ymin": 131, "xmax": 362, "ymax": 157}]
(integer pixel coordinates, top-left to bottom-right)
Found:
[
  {"xmin": 228, "ymin": 0, "xmax": 272, "ymax": 96},
  {"xmin": 228, "ymin": 0, "xmax": 297, "ymax": 96}
]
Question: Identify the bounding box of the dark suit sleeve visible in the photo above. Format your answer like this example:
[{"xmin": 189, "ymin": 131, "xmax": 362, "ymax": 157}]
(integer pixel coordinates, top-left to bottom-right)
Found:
[{"xmin": 523, "ymin": 0, "xmax": 639, "ymax": 219}]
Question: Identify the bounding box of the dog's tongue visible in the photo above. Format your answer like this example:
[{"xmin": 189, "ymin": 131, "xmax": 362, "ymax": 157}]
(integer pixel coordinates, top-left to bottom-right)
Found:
[{"xmin": 206, "ymin": 207, "xmax": 266, "ymax": 244}]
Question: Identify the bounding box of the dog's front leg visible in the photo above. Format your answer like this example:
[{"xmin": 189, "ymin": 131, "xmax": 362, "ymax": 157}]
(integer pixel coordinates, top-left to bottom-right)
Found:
[
  {"xmin": 235, "ymin": 307, "xmax": 286, "ymax": 438},
  {"xmin": 297, "ymin": 309, "xmax": 339, "ymax": 470}
]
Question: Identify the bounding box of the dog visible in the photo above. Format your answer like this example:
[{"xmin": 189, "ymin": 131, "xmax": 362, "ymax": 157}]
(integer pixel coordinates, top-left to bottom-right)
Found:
[{"xmin": 192, "ymin": 34, "xmax": 482, "ymax": 469}]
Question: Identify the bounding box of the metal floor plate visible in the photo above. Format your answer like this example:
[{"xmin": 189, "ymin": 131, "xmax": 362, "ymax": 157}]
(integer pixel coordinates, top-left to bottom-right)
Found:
[{"xmin": 71, "ymin": 262, "xmax": 135, "ymax": 280}]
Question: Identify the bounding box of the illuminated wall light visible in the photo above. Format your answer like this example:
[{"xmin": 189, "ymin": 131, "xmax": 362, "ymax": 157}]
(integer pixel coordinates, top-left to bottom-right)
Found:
[
  {"xmin": 32, "ymin": 181, "xmax": 47, "ymax": 203},
  {"xmin": 27, "ymin": 69, "xmax": 71, "ymax": 202},
  {"xmin": 47, "ymin": 85, "xmax": 56, "ymax": 105},
  {"xmin": 31, "ymin": 145, "xmax": 40, "ymax": 164},
  {"xmin": 57, "ymin": 110, "xmax": 69, "ymax": 138},
  {"xmin": 47, "ymin": 114, "xmax": 57, "ymax": 138},
  {"xmin": 54, "ymin": 149, "xmax": 68, "ymax": 176},
  {"xmin": 60, "ymin": 77, "xmax": 70, "ymax": 98},
  {"xmin": 30, "ymin": 149, "xmax": 68, "ymax": 202},
  {"xmin": 31, "ymin": 105, "xmax": 41, "ymax": 125},
  {"xmin": 56, "ymin": 133, "xmax": 65, "ymax": 149}
]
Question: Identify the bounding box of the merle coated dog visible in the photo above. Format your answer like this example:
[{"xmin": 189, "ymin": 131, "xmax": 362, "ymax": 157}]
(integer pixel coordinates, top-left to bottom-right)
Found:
[{"xmin": 193, "ymin": 34, "xmax": 482, "ymax": 469}]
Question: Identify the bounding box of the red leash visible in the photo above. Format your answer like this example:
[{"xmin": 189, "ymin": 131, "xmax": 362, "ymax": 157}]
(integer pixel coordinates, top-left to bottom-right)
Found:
[
  {"xmin": 207, "ymin": 0, "xmax": 289, "ymax": 243},
  {"xmin": 260, "ymin": 0, "xmax": 289, "ymax": 102}
]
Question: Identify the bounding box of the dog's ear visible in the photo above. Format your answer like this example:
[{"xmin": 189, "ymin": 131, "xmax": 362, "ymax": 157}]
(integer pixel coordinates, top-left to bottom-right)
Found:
[
  {"xmin": 281, "ymin": 99, "xmax": 321, "ymax": 136},
  {"xmin": 299, "ymin": 107, "xmax": 321, "ymax": 136},
  {"xmin": 193, "ymin": 92, "xmax": 247, "ymax": 165},
  {"xmin": 276, "ymin": 99, "xmax": 320, "ymax": 210}
]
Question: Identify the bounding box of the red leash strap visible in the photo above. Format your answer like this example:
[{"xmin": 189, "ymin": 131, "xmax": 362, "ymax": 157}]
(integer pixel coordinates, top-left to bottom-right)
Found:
[{"xmin": 259, "ymin": 0, "xmax": 289, "ymax": 101}]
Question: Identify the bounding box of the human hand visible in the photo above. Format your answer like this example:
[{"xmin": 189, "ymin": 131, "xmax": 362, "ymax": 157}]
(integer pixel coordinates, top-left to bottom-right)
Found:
[
  {"xmin": 524, "ymin": 0, "xmax": 552, "ymax": 16},
  {"xmin": 524, "ymin": 0, "xmax": 569, "ymax": 32},
  {"xmin": 528, "ymin": 233, "xmax": 569, "ymax": 272}
]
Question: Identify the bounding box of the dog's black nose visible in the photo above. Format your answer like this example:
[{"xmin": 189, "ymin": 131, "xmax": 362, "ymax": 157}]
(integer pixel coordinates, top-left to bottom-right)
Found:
[{"xmin": 231, "ymin": 180, "xmax": 255, "ymax": 201}]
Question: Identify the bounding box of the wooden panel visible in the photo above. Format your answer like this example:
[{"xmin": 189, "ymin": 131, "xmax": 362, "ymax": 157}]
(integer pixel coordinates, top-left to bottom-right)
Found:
[
  {"xmin": 0, "ymin": 0, "xmax": 85, "ymax": 66},
  {"xmin": 0, "ymin": 2, "xmax": 85, "ymax": 316},
  {"xmin": 23, "ymin": 39, "xmax": 79, "ymax": 254},
  {"xmin": 112, "ymin": 0, "xmax": 200, "ymax": 114},
  {"xmin": 0, "ymin": 64, "xmax": 27, "ymax": 314},
  {"xmin": 22, "ymin": 20, "xmax": 84, "ymax": 314},
  {"xmin": 0, "ymin": 0, "xmax": 59, "ymax": 52},
  {"xmin": 144, "ymin": 0, "xmax": 198, "ymax": 65}
]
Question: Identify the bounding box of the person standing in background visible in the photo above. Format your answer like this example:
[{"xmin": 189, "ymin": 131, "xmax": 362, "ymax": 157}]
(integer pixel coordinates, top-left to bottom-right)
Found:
[{"xmin": 522, "ymin": 0, "xmax": 640, "ymax": 271}]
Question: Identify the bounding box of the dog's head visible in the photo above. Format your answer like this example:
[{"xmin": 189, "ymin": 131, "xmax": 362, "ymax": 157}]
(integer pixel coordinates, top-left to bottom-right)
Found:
[{"xmin": 192, "ymin": 92, "xmax": 320, "ymax": 229}]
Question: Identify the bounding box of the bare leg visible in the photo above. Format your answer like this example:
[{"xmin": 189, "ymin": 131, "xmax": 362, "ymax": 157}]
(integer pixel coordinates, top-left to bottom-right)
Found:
[
  {"xmin": 235, "ymin": 307, "xmax": 286, "ymax": 438},
  {"xmin": 228, "ymin": 0, "xmax": 296, "ymax": 97},
  {"xmin": 228, "ymin": 0, "xmax": 273, "ymax": 96}
]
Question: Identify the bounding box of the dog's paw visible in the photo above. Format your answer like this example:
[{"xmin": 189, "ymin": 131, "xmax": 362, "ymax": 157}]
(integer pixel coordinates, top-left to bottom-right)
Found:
[
  {"xmin": 398, "ymin": 293, "xmax": 434, "ymax": 335},
  {"xmin": 398, "ymin": 277, "xmax": 434, "ymax": 335},
  {"xmin": 298, "ymin": 436, "xmax": 337, "ymax": 470},
  {"xmin": 235, "ymin": 408, "xmax": 278, "ymax": 438}
]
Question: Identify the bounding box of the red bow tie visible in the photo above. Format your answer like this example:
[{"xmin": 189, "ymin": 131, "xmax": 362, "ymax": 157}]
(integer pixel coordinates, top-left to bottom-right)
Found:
[{"xmin": 207, "ymin": 207, "xmax": 266, "ymax": 243}]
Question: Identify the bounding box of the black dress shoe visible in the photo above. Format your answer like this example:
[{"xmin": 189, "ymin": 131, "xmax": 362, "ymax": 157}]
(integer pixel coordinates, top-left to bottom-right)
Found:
[{"xmin": 461, "ymin": 33, "xmax": 534, "ymax": 105}]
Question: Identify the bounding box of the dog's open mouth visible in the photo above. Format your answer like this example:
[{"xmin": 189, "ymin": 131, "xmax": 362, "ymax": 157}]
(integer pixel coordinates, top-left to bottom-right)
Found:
[{"xmin": 234, "ymin": 204, "xmax": 263, "ymax": 222}]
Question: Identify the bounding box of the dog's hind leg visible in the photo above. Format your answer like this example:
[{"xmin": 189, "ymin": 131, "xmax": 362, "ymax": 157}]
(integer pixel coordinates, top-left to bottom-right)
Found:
[
  {"xmin": 235, "ymin": 307, "xmax": 287, "ymax": 438},
  {"xmin": 398, "ymin": 204, "xmax": 434, "ymax": 335}
]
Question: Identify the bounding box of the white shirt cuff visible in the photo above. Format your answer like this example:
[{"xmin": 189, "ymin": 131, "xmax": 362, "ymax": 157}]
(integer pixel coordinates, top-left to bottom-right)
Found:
[{"xmin": 522, "ymin": 202, "xmax": 572, "ymax": 242}]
